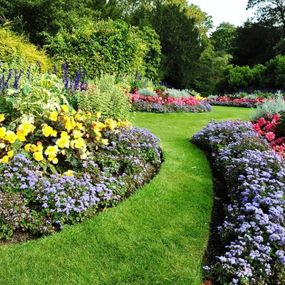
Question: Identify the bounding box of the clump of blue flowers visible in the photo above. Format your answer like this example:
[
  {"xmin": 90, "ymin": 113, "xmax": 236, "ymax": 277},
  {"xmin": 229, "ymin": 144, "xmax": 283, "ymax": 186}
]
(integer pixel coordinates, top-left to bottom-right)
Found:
[
  {"xmin": 0, "ymin": 127, "xmax": 162, "ymax": 241},
  {"xmin": 193, "ymin": 120, "xmax": 285, "ymax": 285}
]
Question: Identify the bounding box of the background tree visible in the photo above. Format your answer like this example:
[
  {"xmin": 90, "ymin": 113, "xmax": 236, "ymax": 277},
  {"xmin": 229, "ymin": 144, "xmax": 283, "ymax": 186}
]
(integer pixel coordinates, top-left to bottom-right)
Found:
[
  {"xmin": 211, "ymin": 22, "xmax": 237, "ymax": 54},
  {"xmin": 247, "ymin": 0, "xmax": 285, "ymax": 35},
  {"xmin": 232, "ymin": 21, "xmax": 281, "ymax": 66}
]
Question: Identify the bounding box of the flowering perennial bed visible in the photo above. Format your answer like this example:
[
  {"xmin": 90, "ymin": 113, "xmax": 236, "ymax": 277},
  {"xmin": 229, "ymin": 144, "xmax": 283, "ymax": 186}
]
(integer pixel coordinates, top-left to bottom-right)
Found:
[
  {"xmin": 0, "ymin": 107, "xmax": 162, "ymax": 240},
  {"xmin": 206, "ymin": 96, "xmax": 265, "ymax": 108},
  {"xmin": 130, "ymin": 93, "xmax": 212, "ymax": 113},
  {"xmin": 193, "ymin": 121, "xmax": 285, "ymax": 285}
]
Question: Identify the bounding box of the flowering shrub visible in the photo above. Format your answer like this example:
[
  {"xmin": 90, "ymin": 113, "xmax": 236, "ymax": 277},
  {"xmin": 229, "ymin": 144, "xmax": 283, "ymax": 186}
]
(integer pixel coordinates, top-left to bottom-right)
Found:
[
  {"xmin": 130, "ymin": 92, "xmax": 211, "ymax": 113},
  {"xmin": 193, "ymin": 121, "xmax": 285, "ymax": 285}
]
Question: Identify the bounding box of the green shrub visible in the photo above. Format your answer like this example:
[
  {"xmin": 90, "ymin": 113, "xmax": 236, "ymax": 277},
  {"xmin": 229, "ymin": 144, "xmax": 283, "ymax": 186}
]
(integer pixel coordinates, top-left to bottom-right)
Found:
[
  {"xmin": 45, "ymin": 19, "xmax": 161, "ymax": 80},
  {"xmin": 74, "ymin": 75, "xmax": 131, "ymax": 120},
  {"xmin": 138, "ymin": 88, "xmax": 156, "ymax": 96},
  {"xmin": 0, "ymin": 28, "xmax": 52, "ymax": 70},
  {"xmin": 165, "ymin": 88, "xmax": 190, "ymax": 98}
]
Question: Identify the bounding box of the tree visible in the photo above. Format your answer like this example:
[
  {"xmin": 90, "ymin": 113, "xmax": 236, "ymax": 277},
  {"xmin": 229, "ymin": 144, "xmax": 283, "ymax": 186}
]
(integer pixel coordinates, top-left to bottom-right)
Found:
[
  {"xmin": 151, "ymin": 2, "xmax": 205, "ymax": 88},
  {"xmin": 247, "ymin": 0, "xmax": 285, "ymax": 35},
  {"xmin": 232, "ymin": 21, "xmax": 282, "ymax": 66},
  {"xmin": 211, "ymin": 22, "xmax": 237, "ymax": 54}
]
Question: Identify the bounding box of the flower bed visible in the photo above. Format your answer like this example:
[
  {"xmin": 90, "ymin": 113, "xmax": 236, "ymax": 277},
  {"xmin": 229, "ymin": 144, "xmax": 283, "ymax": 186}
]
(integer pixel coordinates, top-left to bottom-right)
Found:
[
  {"xmin": 0, "ymin": 79, "xmax": 162, "ymax": 241},
  {"xmin": 130, "ymin": 92, "xmax": 212, "ymax": 113},
  {"xmin": 206, "ymin": 96, "xmax": 265, "ymax": 108},
  {"xmin": 192, "ymin": 121, "xmax": 285, "ymax": 285}
]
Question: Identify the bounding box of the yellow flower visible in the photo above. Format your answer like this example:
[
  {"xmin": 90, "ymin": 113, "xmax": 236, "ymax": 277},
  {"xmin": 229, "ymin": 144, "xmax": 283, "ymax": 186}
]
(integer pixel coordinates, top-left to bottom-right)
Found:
[
  {"xmin": 36, "ymin": 142, "xmax": 44, "ymax": 152},
  {"xmin": 24, "ymin": 144, "xmax": 32, "ymax": 152},
  {"xmin": 72, "ymin": 130, "xmax": 83, "ymax": 139},
  {"xmin": 45, "ymin": 145, "xmax": 59, "ymax": 157},
  {"xmin": 63, "ymin": 170, "xmax": 74, "ymax": 177},
  {"xmin": 49, "ymin": 111, "xmax": 58, "ymax": 122},
  {"xmin": 52, "ymin": 158, "xmax": 58, "ymax": 164},
  {"xmin": 7, "ymin": 150, "xmax": 14, "ymax": 158},
  {"xmin": 0, "ymin": 114, "xmax": 5, "ymax": 123},
  {"xmin": 0, "ymin": 155, "xmax": 9, "ymax": 164},
  {"xmin": 17, "ymin": 121, "xmax": 35, "ymax": 136},
  {"xmin": 30, "ymin": 144, "xmax": 38, "ymax": 153},
  {"xmin": 5, "ymin": 131, "xmax": 17, "ymax": 144},
  {"xmin": 0, "ymin": 127, "xmax": 6, "ymax": 139},
  {"xmin": 105, "ymin": 119, "xmax": 117, "ymax": 131},
  {"xmin": 16, "ymin": 130, "xmax": 26, "ymax": 142},
  {"xmin": 65, "ymin": 118, "xmax": 76, "ymax": 132},
  {"xmin": 56, "ymin": 132, "xmax": 70, "ymax": 149},
  {"xmin": 0, "ymin": 143, "xmax": 5, "ymax": 149},
  {"xmin": 118, "ymin": 120, "xmax": 131, "ymax": 128},
  {"xmin": 61, "ymin": 105, "xmax": 69, "ymax": 113},
  {"xmin": 42, "ymin": 124, "xmax": 57, "ymax": 137},
  {"xmin": 71, "ymin": 138, "xmax": 86, "ymax": 150},
  {"xmin": 101, "ymin": 139, "xmax": 109, "ymax": 146},
  {"xmin": 33, "ymin": 151, "xmax": 44, "ymax": 162}
]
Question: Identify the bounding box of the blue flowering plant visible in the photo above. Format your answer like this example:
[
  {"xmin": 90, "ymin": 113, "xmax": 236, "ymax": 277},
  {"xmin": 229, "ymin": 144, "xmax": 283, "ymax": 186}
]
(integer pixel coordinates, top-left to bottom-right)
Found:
[{"xmin": 193, "ymin": 120, "xmax": 285, "ymax": 285}]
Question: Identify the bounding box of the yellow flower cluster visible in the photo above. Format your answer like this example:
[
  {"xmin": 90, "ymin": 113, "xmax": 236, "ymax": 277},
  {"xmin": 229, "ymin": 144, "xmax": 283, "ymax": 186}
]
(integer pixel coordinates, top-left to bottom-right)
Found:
[
  {"xmin": 0, "ymin": 107, "xmax": 131, "ymax": 165},
  {"xmin": 0, "ymin": 115, "xmax": 36, "ymax": 163},
  {"xmin": 195, "ymin": 95, "xmax": 205, "ymax": 101}
]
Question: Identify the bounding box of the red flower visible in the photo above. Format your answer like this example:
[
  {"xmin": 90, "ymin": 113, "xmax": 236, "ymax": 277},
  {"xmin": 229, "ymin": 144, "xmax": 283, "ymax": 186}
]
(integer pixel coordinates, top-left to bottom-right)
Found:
[
  {"xmin": 257, "ymin": 117, "xmax": 266, "ymax": 127},
  {"xmin": 265, "ymin": 132, "xmax": 276, "ymax": 142}
]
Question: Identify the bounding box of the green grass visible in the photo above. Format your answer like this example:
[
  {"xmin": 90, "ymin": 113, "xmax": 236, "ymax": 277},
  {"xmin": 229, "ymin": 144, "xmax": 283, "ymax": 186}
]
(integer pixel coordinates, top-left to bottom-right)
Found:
[{"xmin": 0, "ymin": 107, "xmax": 253, "ymax": 285}]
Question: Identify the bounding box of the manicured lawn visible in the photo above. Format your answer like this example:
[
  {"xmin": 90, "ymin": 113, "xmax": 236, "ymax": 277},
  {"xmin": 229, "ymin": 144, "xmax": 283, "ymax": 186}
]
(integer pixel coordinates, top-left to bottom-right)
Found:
[{"xmin": 0, "ymin": 107, "xmax": 253, "ymax": 285}]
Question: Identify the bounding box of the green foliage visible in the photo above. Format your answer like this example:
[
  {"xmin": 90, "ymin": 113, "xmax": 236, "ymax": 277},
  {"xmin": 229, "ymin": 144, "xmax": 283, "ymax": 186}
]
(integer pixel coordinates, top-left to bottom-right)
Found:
[
  {"xmin": 252, "ymin": 93, "xmax": 285, "ymax": 120},
  {"xmin": 165, "ymin": 88, "xmax": 190, "ymax": 98},
  {"xmin": 1, "ymin": 73, "xmax": 68, "ymax": 120},
  {"xmin": 46, "ymin": 19, "xmax": 161, "ymax": 80},
  {"xmin": 138, "ymin": 88, "xmax": 157, "ymax": 96},
  {"xmin": 75, "ymin": 75, "xmax": 131, "ymax": 120},
  {"xmin": 263, "ymin": 55, "xmax": 285, "ymax": 89},
  {"xmin": 211, "ymin": 22, "xmax": 237, "ymax": 54},
  {"xmin": 0, "ymin": 28, "xmax": 52, "ymax": 70},
  {"xmin": 152, "ymin": 3, "xmax": 205, "ymax": 88}
]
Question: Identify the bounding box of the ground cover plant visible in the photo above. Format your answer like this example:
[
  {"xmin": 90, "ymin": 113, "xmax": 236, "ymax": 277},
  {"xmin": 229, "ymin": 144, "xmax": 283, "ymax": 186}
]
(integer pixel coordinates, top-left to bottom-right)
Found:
[{"xmin": 193, "ymin": 120, "xmax": 285, "ymax": 284}]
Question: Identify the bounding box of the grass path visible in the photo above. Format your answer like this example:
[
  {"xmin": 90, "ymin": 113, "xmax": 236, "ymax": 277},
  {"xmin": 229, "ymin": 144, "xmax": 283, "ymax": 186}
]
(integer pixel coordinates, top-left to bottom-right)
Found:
[{"xmin": 0, "ymin": 107, "xmax": 252, "ymax": 285}]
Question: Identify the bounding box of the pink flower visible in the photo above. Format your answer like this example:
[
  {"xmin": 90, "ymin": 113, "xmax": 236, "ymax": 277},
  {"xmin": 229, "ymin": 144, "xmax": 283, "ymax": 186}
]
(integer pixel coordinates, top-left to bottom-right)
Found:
[
  {"xmin": 265, "ymin": 132, "xmax": 276, "ymax": 142},
  {"xmin": 257, "ymin": 117, "xmax": 266, "ymax": 127}
]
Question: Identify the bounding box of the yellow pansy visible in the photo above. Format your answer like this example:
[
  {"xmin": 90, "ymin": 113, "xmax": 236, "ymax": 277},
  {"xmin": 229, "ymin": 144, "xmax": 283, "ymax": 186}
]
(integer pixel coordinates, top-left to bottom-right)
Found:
[
  {"xmin": 42, "ymin": 124, "xmax": 57, "ymax": 137},
  {"xmin": 17, "ymin": 121, "xmax": 35, "ymax": 136},
  {"xmin": 36, "ymin": 142, "xmax": 44, "ymax": 152},
  {"xmin": 71, "ymin": 138, "xmax": 86, "ymax": 150},
  {"xmin": 49, "ymin": 111, "xmax": 58, "ymax": 122},
  {"xmin": 72, "ymin": 130, "xmax": 83, "ymax": 139},
  {"xmin": 118, "ymin": 120, "xmax": 131, "ymax": 128},
  {"xmin": 45, "ymin": 145, "xmax": 59, "ymax": 158},
  {"xmin": 80, "ymin": 153, "xmax": 87, "ymax": 160},
  {"xmin": 24, "ymin": 144, "xmax": 32, "ymax": 152},
  {"xmin": 0, "ymin": 143, "xmax": 5, "ymax": 149},
  {"xmin": 56, "ymin": 132, "xmax": 70, "ymax": 149},
  {"xmin": 52, "ymin": 158, "xmax": 58, "ymax": 164},
  {"xmin": 33, "ymin": 151, "xmax": 44, "ymax": 162},
  {"xmin": 0, "ymin": 127, "xmax": 6, "ymax": 139},
  {"xmin": 64, "ymin": 117, "xmax": 76, "ymax": 132},
  {"xmin": 30, "ymin": 144, "xmax": 38, "ymax": 153},
  {"xmin": 16, "ymin": 130, "xmax": 26, "ymax": 142},
  {"xmin": 0, "ymin": 114, "xmax": 5, "ymax": 123},
  {"xmin": 0, "ymin": 155, "xmax": 9, "ymax": 164},
  {"xmin": 5, "ymin": 131, "xmax": 17, "ymax": 144}
]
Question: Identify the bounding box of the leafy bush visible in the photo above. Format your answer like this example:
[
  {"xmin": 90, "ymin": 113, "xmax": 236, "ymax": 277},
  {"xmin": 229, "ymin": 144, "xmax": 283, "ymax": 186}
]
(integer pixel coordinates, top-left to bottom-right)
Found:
[
  {"xmin": 0, "ymin": 73, "xmax": 68, "ymax": 120},
  {"xmin": 252, "ymin": 93, "xmax": 285, "ymax": 120},
  {"xmin": 74, "ymin": 75, "xmax": 131, "ymax": 120},
  {"xmin": 193, "ymin": 121, "xmax": 285, "ymax": 284},
  {"xmin": 165, "ymin": 88, "xmax": 190, "ymax": 98},
  {"xmin": 0, "ymin": 28, "xmax": 52, "ymax": 70},
  {"xmin": 46, "ymin": 19, "xmax": 161, "ymax": 80},
  {"xmin": 137, "ymin": 88, "xmax": 157, "ymax": 96}
]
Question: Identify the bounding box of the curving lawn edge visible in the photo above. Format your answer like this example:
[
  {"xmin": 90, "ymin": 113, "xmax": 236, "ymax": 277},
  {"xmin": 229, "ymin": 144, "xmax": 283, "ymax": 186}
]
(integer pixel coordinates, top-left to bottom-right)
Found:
[{"xmin": 0, "ymin": 107, "xmax": 252, "ymax": 285}]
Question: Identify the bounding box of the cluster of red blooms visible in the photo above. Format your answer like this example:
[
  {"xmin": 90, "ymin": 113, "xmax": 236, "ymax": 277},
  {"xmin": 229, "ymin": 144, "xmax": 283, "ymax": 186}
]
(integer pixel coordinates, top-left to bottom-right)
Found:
[
  {"xmin": 207, "ymin": 96, "xmax": 265, "ymax": 107},
  {"xmin": 252, "ymin": 114, "xmax": 285, "ymax": 156},
  {"xmin": 130, "ymin": 92, "xmax": 200, "ymax": 106}
]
